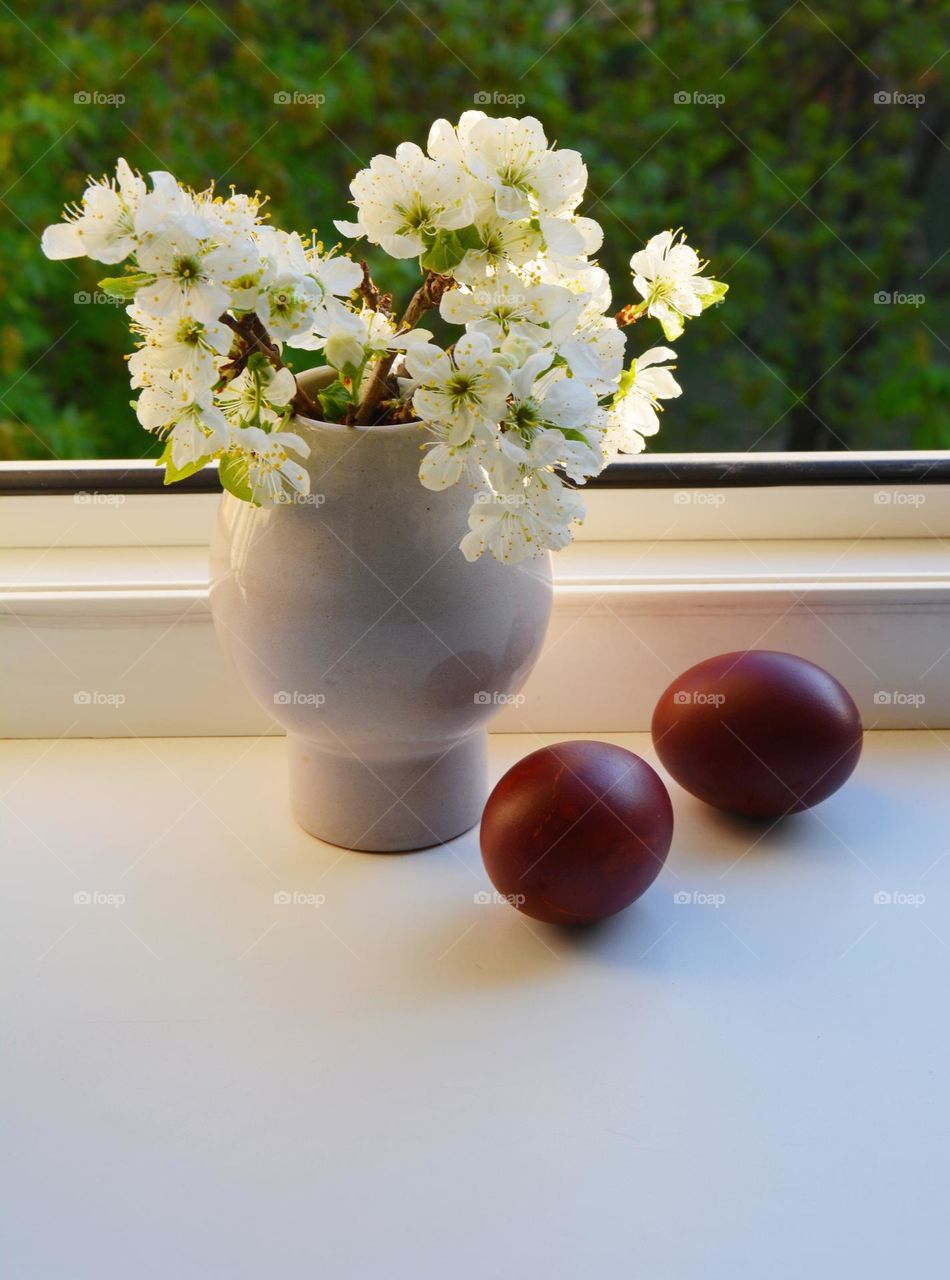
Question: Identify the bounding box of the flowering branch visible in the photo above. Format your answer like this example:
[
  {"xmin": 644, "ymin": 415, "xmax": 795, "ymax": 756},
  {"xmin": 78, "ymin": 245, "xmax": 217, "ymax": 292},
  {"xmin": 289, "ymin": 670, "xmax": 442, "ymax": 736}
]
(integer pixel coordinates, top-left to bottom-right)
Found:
[
  {"xmin": 358, "ymin": 260, "xmax": 392, "ymax": 315},
  {"xmin": 355, "ymin": 271, "xmax": 453, "ymax": 425},
  {"xmin": 218, "ymin": 313, "xmax": 319, "ymax": 419},
  {"xmin": 40, "ymin": 114, "xmax": 728, "ymax": 559}
]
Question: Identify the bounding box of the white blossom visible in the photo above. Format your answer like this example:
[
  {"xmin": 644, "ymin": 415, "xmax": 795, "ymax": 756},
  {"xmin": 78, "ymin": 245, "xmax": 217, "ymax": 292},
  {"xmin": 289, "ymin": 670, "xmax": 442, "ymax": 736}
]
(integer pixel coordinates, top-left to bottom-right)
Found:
[
  {"xmin": 228, "ymin": 426, "xmax": 311, "ymax": 505},
  {"xmin": 452, "ymin": 212, "xmax": 543, "ymax": 285},
  {"xmin": 127, "ymin": 307, "xmax": 231, "ymax": 391},
  {"xmin": 134, "ymin": 225, "xmax": 242, "ymax": 323},
  {"xmin": 607, "ymin": 346, "xmax": 682, "ymax": 455},
  {"xmin": 440, "ymin": 266, "xmax": 578, "ymax": 348},
  {"xmin": 402, "ymin": 332, "xmax": 510, "ymax": 439},
  {"xmin": 41, "ymin": 158, "xmax": 145, "ymax": 264},
  {"xmin": 443, "ymin": 113, "xmax": 587, "ymax": 221},
  {"xmin": 135, "ymin": 374, "xmax": 231, "ymax": 468},
  {"xmin": 318, "ymin": 306, "xmax": 432, "ymax": 374},
  {"xmin": 40, "ymin": 116, "xmax": 726, "ymax": 557},
  {"xmin": 460, "ymin": 465, "xmax": 586, "ymax": 564},
  {"xmin": 254, "ymin": 271, "xmax": 325, "ymax": 343},
  {"xmin": 217, "ymin": 363, "xmax": 297, "ymax": 430},
  {"xmin": 630, "ymin": 230, "xmax": 728, "ymax": 341},
  {"xmin": 335, "ymin": 143, "xmax": 474, "ymax": 259}
]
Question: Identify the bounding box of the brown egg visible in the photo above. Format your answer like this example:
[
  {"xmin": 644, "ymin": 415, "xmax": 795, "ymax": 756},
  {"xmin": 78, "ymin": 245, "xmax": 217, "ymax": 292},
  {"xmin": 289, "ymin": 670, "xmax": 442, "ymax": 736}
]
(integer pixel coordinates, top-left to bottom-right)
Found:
[
  {"xmin": 652, "ymin": 651, "xmax": 863, "ymax": 817},
  {"xmin": 480, "ymin": 740, "xmax": 674, "ymax": 925}
]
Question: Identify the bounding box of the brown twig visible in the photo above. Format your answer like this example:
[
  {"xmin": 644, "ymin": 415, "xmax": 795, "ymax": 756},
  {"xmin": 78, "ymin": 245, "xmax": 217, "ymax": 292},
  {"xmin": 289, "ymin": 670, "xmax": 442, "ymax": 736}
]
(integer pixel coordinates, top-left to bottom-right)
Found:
[
  {"xmin": 358, "ymin": 261, "xmax": 393, "ymax": 315},
  {"xmin": 355, "ymin": 271, "xmax": 454, "ymax": 425},
  {"xmin": 218, "ymin": 312, "xmax": 320, "ymax": 419},
  {"xmin": 380, "ymin": 397, "xmax": 418, "ymax": 424}
]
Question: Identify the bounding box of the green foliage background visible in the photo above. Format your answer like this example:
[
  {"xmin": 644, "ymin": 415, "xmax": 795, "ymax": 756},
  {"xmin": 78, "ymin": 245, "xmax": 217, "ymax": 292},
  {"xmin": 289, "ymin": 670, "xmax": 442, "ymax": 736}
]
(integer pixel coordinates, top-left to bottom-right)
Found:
[{"xmin": 0, "ymin": 0, "xmax": 946, "ymax": 459}]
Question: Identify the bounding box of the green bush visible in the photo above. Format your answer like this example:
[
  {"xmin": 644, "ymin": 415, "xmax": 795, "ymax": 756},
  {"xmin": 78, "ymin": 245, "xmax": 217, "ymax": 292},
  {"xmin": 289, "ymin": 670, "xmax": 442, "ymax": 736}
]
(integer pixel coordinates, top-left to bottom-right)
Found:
[{"xmin": 1, "ymin": 0, "xmax": 946, "ymax": 458}]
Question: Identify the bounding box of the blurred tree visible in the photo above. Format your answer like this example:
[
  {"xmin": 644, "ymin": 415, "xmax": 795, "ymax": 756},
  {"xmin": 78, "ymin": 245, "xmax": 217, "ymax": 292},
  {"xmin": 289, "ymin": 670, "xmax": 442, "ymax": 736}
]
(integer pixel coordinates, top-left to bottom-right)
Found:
[{"xmin": 0, "ymin": 0, "xmax": 946, "ymax": 459}]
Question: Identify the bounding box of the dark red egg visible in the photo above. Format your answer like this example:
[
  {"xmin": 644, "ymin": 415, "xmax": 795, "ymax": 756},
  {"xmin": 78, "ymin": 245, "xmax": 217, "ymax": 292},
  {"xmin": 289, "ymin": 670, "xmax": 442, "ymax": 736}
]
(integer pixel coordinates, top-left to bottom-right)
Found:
[
  {"xmin": 480, "ymin": 740, "xmax": 674, "ymax": 925},
  {"xmin": 652, "ymin": 650, "xmax": 863, "ymax": 818}
]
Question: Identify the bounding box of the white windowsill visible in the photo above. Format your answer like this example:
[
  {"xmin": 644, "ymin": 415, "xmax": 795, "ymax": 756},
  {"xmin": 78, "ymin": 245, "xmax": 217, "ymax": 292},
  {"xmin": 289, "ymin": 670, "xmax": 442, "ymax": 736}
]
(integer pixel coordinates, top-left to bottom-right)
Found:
[
  {"xmin": 3, "ymin": 482, "xmax": 950, "ymax": 735},
  {"xmin": 3, "ymin": 728, "xmax": 947, "ymax": 1276}
]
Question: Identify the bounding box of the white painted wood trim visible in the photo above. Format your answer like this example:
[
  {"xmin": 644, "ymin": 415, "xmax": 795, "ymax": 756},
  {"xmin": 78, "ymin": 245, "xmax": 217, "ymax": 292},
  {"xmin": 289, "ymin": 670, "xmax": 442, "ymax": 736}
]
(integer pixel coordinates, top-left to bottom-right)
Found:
[{"xmin": 3, "ymin": 522, "xmax": 948, "ymax": 736}]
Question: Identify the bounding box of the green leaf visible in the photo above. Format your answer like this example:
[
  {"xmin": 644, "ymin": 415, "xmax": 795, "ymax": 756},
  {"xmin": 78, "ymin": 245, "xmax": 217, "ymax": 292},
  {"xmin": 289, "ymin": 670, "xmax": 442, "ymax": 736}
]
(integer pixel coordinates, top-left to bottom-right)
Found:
[
  {"xmin": 219, "ymin": 454, "xmax": 258, "ymax": 504},
  {"xmin": 554, "ymin": 426, "xmax": 592, "ymax": 443},
  {"xmin": 700, "ymin": 280, "xmax": 729, "ymax": 310},
  {"xmin": 657, "ymin": 311, "xmax": 685, "ymax": 342},
  {"xmin": 96, "ymin": 272, "xmax": 153, "ymax": 300},
  {"xmin": 419, "ymin": 225, "xmax": 482, "ymax": 275},
  {"xmin": 317, "ymin": 377, "xmax": 353, "ymax": 422},
  {"xmin": 157, "ymin": 442, "xmax": 214, "ymax": 484}
]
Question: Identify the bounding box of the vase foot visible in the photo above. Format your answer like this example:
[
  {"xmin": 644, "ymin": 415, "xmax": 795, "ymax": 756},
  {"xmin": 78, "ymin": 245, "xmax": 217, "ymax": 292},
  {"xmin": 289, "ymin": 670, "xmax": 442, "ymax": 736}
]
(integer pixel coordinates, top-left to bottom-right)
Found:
[{"xmin": 287, "ymin": 732, "xmax": 488, "ymax": 852}]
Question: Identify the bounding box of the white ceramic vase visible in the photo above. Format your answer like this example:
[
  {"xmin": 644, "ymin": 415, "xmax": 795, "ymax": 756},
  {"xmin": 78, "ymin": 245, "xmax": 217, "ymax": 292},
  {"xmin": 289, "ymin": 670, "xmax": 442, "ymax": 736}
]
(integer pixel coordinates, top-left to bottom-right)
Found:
[{"xmin": 209, "ymin": 369, "xmax": 553, "ymax": 852}]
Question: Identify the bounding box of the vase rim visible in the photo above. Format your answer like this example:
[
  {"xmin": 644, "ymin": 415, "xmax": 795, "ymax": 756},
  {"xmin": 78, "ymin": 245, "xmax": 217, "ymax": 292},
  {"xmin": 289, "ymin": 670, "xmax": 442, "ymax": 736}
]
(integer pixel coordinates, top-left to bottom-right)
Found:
[{"xmin": 294, "ymin": 364, "xmax": 425, "ymax": 437}]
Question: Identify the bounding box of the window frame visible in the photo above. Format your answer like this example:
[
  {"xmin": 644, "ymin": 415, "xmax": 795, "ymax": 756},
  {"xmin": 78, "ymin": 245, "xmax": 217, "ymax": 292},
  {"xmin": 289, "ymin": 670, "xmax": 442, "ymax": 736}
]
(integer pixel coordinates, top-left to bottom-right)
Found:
[
  {"xmin": 3, "ymin": 452, "xmax": 950, "ymax": 495},
  {"xmin": 3, "ymin": 454, "xmax": 950, "ymax": 737}
]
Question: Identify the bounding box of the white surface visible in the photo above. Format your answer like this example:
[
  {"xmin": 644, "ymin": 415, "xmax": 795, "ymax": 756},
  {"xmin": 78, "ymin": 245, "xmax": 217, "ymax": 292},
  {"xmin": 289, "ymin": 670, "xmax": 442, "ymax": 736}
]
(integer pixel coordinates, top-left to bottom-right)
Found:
[
  {"xmin": 3, "ymin": 470, "xmax": 950, "ymax": 550},
  {"xmin": 2, "ymin": 731, "xmax": 948, "ymax": 1278},
  {"xmin": 5, "ymin": 537, "xmax": 950, "ymax": 736}
]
